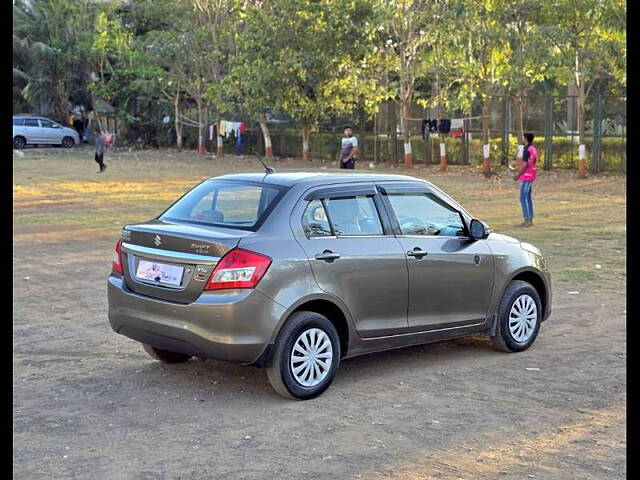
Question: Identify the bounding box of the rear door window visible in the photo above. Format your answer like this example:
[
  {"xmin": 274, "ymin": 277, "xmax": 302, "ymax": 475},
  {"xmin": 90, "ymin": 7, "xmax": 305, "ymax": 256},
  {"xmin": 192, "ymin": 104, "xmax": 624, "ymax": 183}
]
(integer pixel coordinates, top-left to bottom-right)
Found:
[
  {"xmin": 160, "ymin": 180, "xmax": 286, "ymax": 231},
  {"xmin": 23, "ymin": 118, "xmax": 39, "ymax": 127},
  {"xmin": 302, "ymin": 200, "xmax": 333, "ymax": 237},
  {"xmin": 324, "ymin": 196, "xmax": 384, "ymax": 236},
  {"xmin": 13, "ymin": 118, "xmax": 24, "ymax": 126}
]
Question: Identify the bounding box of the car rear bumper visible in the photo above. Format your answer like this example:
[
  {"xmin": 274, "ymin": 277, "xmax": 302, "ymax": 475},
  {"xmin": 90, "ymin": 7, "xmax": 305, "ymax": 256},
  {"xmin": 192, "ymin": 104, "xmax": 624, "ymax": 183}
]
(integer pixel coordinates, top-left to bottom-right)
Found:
[{"xmin": 107, "ymin": 275, "xmax": 285, "ymax": 364}]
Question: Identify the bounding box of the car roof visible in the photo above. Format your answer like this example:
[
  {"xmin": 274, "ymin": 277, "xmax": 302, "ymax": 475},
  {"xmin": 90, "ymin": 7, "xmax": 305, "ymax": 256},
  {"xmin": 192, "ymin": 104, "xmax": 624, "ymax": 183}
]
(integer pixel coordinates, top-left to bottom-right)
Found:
[
  {"xmin": 13, "ymin": 115, "xmax": 57, "ymax": 121},
  {"xmin": 210, "ymin": 171, "xmax": 431, "ymax": 188}
]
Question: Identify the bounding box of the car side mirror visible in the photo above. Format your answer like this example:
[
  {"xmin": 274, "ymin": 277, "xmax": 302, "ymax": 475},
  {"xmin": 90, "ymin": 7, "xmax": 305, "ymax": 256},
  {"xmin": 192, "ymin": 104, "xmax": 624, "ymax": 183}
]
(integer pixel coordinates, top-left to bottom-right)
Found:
[{"xmin": 469, "ymin": 219, "xmax": 487, "ymax": 240}]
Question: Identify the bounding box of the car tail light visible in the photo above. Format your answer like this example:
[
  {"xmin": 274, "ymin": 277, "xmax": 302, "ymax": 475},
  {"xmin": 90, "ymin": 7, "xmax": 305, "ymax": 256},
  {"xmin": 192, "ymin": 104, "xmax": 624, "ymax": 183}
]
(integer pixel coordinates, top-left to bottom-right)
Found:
[
  {"xmin": 205, "ymin": 248, "xmax": 272, "ymax": 290},
  {"xmin": 112, "ymin": 239, "xmax": 123, "ymax": 274}
]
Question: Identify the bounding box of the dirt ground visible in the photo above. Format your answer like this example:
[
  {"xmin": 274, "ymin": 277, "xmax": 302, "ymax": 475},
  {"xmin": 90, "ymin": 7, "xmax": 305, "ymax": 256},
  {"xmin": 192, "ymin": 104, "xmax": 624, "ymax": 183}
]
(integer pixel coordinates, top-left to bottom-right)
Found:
[{"xmin": 13, "ymin": 147, "xmax": 626, "ymax": 479}]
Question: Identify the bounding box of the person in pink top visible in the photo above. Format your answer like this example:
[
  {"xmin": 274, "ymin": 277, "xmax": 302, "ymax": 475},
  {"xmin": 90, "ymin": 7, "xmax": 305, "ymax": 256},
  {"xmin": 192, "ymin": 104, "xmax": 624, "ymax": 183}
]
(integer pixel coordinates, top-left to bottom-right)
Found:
[{"xmin": 513, "ymin": 133, "xmax": 537, "ymax": 227}]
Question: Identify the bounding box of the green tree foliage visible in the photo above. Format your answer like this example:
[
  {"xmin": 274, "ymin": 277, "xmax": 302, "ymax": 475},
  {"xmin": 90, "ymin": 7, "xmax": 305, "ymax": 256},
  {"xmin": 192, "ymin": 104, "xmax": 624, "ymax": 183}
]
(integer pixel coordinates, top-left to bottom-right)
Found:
[
  {"xmin": 13, "ymin": 0, "xmax": 95, "ymax": 122},
  {"xmin": 12, "ymin": 0, "xmax": 626, "ymax": 172},
  {"xmin": 227, "ymin": 0, "xmax": 387, "ymax": 160},
  {"xmin": 498, "ymin": 0, "xmax": 550, "ymax": 149},
  {"xmin": 376, "ymin": 0, "xmax": 439, "ymax": 167},
  {"xmin": 541, "ymin": 0, "xmax": 626, "ymax": 176},
  {"xmin": 453, "ymin": 0, "xmax": 511, "ymax": 172}
]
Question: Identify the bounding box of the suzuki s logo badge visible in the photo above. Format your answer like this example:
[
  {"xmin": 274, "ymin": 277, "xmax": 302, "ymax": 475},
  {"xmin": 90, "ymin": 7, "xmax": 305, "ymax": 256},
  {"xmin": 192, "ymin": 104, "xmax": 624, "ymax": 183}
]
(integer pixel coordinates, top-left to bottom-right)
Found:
[{"xmin": 154, "ymin": 235, "xmax": 162, "ymax": 247}]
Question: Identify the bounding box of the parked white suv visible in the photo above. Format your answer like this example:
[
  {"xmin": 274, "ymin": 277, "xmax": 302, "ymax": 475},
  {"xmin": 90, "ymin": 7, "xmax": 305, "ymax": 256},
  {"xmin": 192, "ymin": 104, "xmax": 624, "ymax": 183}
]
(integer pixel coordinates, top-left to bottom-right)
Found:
[{"xmin": 13, "ymin": 116, "xmax": 80, "ymax": 149}]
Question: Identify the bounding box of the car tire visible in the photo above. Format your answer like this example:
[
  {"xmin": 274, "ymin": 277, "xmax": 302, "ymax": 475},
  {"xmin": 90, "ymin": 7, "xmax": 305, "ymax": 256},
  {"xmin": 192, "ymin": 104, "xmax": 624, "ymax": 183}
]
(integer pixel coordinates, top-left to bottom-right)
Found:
[
  {"xmin": 492, "ymin": 280, "xmax": 542, "ymax": 353},
  {"xmin": 13, "ymin": 136, "xmax": 26, "ymax": 149},
  {"xmin": 61, "ymin": 136, "xmax": 75, "ymax": 148},
  {"xmin": 142, "ymin": 343, "xmax": 192, "ymax": 363},
  {"xmin": 266, "ymin": 311, "xmax": 340, "ymax": 400}
]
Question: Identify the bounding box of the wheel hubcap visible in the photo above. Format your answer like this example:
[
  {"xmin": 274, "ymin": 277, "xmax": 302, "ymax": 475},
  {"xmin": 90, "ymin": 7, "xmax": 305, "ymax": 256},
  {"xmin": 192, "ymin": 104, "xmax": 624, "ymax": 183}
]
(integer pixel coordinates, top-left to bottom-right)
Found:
[
  {"xmin": 290, "ymin": 328, "xmax": 333, "ymax": 387},
  {"xmin": 508, "ymin": 294, "xmax": 538, "ymax": 343}
]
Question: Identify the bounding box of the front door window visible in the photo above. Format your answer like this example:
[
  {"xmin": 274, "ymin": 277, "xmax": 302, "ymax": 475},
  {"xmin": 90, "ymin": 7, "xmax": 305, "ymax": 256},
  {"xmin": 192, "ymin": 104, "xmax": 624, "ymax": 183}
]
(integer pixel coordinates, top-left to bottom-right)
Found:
[{"xmin": 386, "ymin": 192, "xmax": 465, "ymax": 237}]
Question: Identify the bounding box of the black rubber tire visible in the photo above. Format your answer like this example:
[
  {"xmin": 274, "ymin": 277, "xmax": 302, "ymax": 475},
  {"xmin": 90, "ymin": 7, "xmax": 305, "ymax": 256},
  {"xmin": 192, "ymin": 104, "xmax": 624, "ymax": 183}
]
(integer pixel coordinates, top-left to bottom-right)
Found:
[
  {"xmin": 61, "ymin": 136, "xmax": 75, "ymax": 148},
  {"xmin": 13, "ymin": 136, "xmax": 26, "ymax": 149},
  {"xmin": 142, "ymin": 343, "xmax": 192, "ymax": 363},
  {"xmin": 492, "ymin": 280, "xmax": 542, "ymax": 353},
  {"xmin": 266, "ymin": 311, "xmax": 341, "ymax": 400}
]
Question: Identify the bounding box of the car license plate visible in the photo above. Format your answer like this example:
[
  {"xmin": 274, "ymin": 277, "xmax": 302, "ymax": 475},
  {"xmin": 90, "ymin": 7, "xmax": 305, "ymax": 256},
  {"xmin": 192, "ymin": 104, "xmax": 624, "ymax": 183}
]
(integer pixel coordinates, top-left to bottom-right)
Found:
[{"xmin": 136, "ymin": 260, "xmax": 184, "ymax": 286}]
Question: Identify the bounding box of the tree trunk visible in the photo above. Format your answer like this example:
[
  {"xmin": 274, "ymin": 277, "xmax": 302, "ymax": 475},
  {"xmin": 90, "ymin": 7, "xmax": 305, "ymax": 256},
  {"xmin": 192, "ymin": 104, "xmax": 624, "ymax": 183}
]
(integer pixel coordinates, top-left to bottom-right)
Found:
[
  {"xmin": 174, "ymin": 89, "xmax": 182, "ymax": 150},
  {"xmin": 302, "ymin": 122, "xmax": 311, "ymax": 161},
  {"xmin": 197, "ymin": 101, "xmax": 205, "ymax": 154},
  {"xmin": 259, "ymin": 119, "xmax": 273, "ymax": 159},
  {"xmin": 399, "ymin": 100, "xmax": 413, "ymax": 168},
  {"xmin": 438, "ymin": 101, "xmax": 446, "ymax": 172},
  {"xmin": 216, "ymin": 111, "xmax": 223, "ymax": 157},
  {"xmin": 516, "ymin": 89, "xmax": 525, "ymax": 161},
  {"xmin": 577, "ymin": 82, "xmax": 587, "ymax": 178},
  {"xmin": 482, "ymin": 102, "xmax": 491, "ymax": 173},
  {"xmin": 359, "ymin": 109, "xmax": 366, "ymax": 162}
]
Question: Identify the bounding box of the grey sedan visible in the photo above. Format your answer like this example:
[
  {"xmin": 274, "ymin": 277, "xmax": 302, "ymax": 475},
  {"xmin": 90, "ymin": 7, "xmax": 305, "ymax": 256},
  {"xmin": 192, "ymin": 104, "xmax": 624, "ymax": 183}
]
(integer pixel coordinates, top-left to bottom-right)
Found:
[
  {"xmin": 107, "ymin": 172, "xmax": 552, "ymax": 400},
  {"xmin": 13, "ymin": 116, "xmax": 80, "ymax": 149}
]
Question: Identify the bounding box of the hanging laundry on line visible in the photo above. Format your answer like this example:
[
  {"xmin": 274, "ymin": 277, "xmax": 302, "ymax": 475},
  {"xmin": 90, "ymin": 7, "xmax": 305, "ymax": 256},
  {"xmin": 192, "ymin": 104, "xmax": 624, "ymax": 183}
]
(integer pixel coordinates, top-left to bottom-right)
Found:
[
  {"xmin": 449, "ymin": 118, "xmax": 464, "ymax": 137},
  {"xmin": 218, "ymin": 121, "xmax": 246, "ymax": 138}
]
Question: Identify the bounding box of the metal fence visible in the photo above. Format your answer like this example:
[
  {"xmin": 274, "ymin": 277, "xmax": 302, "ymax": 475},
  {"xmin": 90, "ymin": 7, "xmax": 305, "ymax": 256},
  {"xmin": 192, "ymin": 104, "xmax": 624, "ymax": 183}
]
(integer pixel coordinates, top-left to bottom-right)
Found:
[{"xmin": 163, "ymin": 91, "xmax": 626, "ymax": 173}]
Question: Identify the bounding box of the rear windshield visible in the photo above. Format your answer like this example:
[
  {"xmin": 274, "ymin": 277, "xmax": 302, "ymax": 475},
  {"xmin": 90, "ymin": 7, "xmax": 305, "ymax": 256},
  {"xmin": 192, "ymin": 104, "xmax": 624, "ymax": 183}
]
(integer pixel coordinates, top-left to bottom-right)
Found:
[{"xmin": 160, "ymin": 180, "xmax": 286, "ymax": 231}]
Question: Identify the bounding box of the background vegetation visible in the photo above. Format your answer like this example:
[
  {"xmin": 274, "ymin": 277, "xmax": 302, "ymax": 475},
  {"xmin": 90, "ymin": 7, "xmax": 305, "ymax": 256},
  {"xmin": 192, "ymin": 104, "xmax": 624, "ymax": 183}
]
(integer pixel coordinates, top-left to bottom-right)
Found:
[{"xmin": 13, "ymin": 0, "xmax": 626, "ymax": 172}]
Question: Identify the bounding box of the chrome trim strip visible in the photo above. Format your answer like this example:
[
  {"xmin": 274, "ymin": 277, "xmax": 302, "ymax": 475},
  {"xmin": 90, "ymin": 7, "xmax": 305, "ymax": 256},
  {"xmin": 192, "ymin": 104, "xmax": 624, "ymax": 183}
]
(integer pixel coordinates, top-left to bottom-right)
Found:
[{"xmin": 122, "ymin": 242, "xmax": 220, "ymax": 265}]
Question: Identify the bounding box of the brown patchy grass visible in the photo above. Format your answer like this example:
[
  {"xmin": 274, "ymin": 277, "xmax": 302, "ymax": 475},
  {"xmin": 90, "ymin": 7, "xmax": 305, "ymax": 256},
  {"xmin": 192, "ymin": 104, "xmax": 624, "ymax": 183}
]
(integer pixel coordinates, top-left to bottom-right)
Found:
[{"xmin": 13, "ymin": 146, "xmax": 626, "ymax": 292}]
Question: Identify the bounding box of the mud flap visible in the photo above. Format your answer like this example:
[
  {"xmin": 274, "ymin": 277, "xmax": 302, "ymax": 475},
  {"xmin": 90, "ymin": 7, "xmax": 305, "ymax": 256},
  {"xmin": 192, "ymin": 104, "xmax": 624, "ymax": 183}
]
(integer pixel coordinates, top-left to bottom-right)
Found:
[{"xmin": 486, "ymin": 313, "xmax": 499, "ymax": 337}]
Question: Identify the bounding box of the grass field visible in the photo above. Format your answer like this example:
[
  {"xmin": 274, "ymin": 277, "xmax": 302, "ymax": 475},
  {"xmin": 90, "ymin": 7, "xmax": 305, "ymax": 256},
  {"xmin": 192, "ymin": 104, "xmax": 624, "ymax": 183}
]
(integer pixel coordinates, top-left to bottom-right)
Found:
[
  {"xmin": 13, "ymin": 146, "xmax": 626, "ymax": 291},
  {"xmin": 13, "ymin": 146, "xmax": 626, "ymax": 479}
]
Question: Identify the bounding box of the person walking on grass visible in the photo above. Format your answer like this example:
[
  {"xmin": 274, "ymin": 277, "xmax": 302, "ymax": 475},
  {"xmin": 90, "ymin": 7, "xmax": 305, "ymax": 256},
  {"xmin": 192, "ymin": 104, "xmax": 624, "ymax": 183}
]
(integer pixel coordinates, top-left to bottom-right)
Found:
[
  {"xmin": 339, "ymin": 126, "xmax": 358, "ymax": 169},
  {"xmin": 514, "ymin": 132, "xmax": 537, "ymax": 227},
  {"xmin": 94, "ymin": 130, "xmax": 114, "ymax": 173}
]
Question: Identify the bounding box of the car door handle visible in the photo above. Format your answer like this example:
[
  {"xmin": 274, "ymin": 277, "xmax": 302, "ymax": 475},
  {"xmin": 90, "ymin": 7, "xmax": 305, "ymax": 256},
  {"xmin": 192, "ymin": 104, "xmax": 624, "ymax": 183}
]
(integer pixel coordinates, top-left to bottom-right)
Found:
[
  {"xmin": 406, "ymin": 248, "xmax": 428, "ymax": 257},
  {"xmin": 315, "ymin": 250, "xmax": 341, "ymax": 261}
]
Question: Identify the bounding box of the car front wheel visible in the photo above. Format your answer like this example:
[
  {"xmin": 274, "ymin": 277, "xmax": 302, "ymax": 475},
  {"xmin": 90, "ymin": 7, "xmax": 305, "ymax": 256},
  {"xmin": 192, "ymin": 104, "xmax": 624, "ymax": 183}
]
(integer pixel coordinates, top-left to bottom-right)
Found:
[
  {"xmin": 492, "ymin": 280, "xmax": 542, "ymax": 352},
  {"xmin": 266, "ymin": 311, "xmax": 340, "ymax": 400}
]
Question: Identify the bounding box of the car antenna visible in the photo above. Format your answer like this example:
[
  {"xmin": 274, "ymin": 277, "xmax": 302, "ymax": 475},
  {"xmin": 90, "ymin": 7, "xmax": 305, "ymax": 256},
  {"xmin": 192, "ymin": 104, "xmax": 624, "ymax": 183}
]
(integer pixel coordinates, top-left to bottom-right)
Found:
[{"xmin": 255, "ymin": 151, "xmax": 275, "ymax": 174}]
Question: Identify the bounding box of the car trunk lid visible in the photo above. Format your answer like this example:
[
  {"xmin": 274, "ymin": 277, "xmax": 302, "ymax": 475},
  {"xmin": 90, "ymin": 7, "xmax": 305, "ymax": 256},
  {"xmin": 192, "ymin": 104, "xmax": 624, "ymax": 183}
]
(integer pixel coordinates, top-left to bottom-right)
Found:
[{"xmin": 120, "ymin": 220, "xmax": 250, "ymax": 303}]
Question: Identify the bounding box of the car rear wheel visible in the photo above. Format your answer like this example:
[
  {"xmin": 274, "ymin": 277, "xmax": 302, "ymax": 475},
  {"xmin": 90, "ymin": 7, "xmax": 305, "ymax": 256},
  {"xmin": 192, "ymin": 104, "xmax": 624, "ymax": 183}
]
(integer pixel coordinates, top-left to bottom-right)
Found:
[
  {"xmin": 266, "ymin": 311, "xmax": 340, "ymax": 400},
  {"xmin": 13, "ymin": 136, "xmax": 26, "ymax": 149},
  {"xmin": 61, "ymin": 136, "xmax": 75, "ymax": 148},
  {"xmin": 492, "ymin": 280, "xmax": 542, "ymax": 352},
  {"xmin": 142, "ymin": 343, "xmax": 192, "ymax": 363}
]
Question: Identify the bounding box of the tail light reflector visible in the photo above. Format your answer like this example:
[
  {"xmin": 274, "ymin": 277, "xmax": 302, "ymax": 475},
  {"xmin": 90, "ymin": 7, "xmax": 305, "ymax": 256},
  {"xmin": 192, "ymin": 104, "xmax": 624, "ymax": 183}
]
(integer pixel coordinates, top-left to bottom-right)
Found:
[
  {"xmin": 112, "ymin": 238, "xmax": 123, "ymax": 274},
  {"xmin": 205, "ymin": 248, "xmax": 272, "ymax": 290}
]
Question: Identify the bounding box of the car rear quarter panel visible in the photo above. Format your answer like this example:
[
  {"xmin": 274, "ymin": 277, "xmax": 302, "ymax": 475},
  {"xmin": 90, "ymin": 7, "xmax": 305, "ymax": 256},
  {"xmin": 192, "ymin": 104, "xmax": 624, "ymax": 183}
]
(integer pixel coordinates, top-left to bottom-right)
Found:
[{"xmin": 239, "ymin": 184, "xmax": 363, "ymax": 349}]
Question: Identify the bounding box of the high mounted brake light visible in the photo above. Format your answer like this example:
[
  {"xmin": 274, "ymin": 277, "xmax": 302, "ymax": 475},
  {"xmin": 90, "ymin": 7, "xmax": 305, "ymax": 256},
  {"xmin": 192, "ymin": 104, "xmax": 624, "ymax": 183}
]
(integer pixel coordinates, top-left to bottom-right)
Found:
[{"xmin": 205, "ymin": 248, "xmax": 272, "ymax": 290}]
